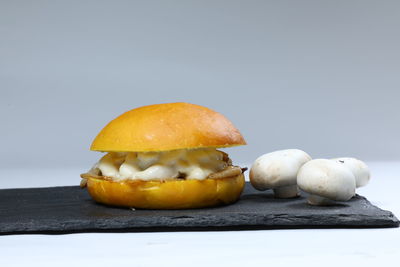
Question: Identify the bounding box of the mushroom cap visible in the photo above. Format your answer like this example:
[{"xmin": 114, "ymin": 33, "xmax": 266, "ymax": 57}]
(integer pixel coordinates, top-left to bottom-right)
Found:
[
  {"xmin": 297, "ymin": 159, "xmax": 356, "ymax": 201},
  {"xmin": 332, "ymin": 158, "xmax": 370, "ymax": 188},
  {"xmin": 250, "ymin": 149, "xmax": 311, "ymax": 190}
]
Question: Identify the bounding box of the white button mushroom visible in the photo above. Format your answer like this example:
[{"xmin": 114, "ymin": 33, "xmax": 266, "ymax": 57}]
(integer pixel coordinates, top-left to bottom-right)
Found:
[
  {"xmin": 249, "ymin": 149, "xmax": 312, "ymax": 198},
  {"xmin": 332, "ymin": 157, "xmax": 370, "ymax": 188},
  {"xmin": 297, "ymin": 159, "xmax": 356, "ymax": 205}
]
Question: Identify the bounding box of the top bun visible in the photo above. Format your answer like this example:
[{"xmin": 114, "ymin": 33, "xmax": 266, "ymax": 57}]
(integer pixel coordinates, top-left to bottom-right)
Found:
[{"xmin": 90, "ymin": 102, "xmax": 246, "ymax": 152}]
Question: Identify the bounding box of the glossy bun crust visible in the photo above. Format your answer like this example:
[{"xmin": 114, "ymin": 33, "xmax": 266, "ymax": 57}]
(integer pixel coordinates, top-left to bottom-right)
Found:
[
  {"xmin": 83, "ymin": 174, "xmax": 245, "ymax": 209},
  {"xmin": 90, "ymin": 102, "xmax": 246, "ymax": 152}
]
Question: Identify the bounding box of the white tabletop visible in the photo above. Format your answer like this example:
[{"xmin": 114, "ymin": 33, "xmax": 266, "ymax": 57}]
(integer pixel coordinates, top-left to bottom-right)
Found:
[{"xmin": 0, "ymin": 162, "xmax": 399, "ymax": 267}]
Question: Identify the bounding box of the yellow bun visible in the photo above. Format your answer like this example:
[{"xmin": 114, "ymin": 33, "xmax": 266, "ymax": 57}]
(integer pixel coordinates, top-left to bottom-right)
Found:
[
  {"xmin": 90, "ymin": 102, "xmax": 246, "ymax": 152},
  {"xmin": 84, "ymin": 174, "xmax": 245, "ymax": 209}
]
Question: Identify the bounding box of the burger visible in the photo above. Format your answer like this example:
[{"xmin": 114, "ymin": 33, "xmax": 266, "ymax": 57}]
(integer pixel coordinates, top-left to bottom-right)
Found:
[{"xmin": 80, "ymin": 102, "xmax": 246, "ymax": 209}]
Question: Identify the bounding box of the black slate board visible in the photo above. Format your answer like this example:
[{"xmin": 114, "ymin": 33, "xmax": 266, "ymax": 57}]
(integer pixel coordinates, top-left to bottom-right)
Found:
[{"xmin": 0, "ymin": 183, "xmax": 398, "ymax": 235}]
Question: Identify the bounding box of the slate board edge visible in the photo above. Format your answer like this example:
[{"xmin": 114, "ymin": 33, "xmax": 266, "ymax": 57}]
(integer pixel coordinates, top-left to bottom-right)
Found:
[{"xmin": 1, "ymin": 215, "xmax": 399, "ymax": 235}]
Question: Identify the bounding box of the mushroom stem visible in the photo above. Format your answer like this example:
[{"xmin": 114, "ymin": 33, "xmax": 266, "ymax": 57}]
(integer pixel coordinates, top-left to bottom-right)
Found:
[
  {"xmin": 307, "ymin": 194, "xmax": 336, "ymax": 206},
  {"xmin": 80, "ymin": 178, "xmax": 87, "ymax": 188},
  {"xmin": 273, "ymin": 185, "xmax": 299, "ymax": 198}
]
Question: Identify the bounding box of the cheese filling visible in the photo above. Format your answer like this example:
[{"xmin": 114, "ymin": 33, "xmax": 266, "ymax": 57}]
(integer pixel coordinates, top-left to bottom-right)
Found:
[{"xmin": 88, "ymin": 148, "xmax": 229, "ymax": 181}]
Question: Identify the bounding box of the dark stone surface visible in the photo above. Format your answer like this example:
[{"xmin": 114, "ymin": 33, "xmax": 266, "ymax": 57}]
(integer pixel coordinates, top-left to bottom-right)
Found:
[{"xmin": 0, "ymin": 183, "xmax": 398, "ymax": 235}]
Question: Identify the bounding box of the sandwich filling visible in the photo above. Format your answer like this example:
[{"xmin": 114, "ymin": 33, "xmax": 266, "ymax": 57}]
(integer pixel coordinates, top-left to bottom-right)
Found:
[{"xmin": 86, "ymin": 148, "xmax": 233, "ymax": 181}]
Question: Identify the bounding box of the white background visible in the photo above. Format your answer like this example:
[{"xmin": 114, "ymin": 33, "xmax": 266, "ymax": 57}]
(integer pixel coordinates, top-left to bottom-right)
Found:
[{"xmin": 1, "ymin": 1, "xmax": 400, "ymax": 168}]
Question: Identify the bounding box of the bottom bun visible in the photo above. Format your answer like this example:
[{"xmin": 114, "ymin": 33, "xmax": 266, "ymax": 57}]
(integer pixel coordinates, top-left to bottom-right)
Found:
[{"xmin": 83, "ymin": 174, "xmax": 245, "ymax": 209}]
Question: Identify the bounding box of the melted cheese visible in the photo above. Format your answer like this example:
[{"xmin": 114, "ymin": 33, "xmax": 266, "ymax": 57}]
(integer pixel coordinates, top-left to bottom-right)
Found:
[{"xmin": 90, "ymin": 148, "xmax": 228, "ymax": 181}]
